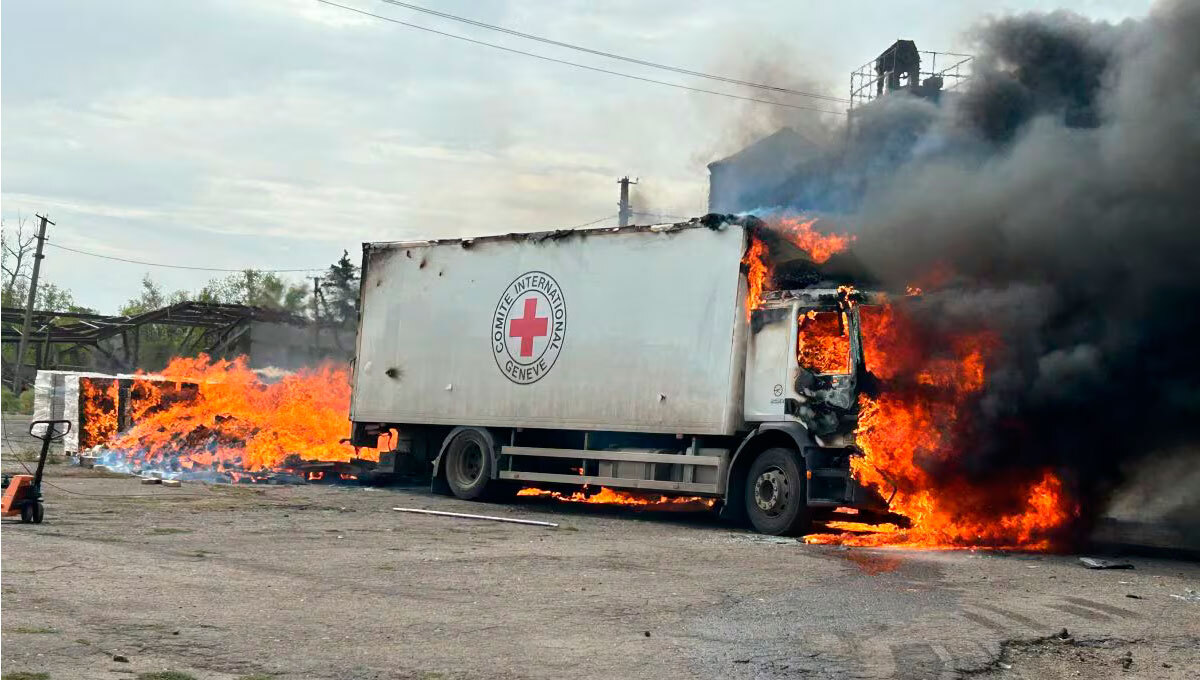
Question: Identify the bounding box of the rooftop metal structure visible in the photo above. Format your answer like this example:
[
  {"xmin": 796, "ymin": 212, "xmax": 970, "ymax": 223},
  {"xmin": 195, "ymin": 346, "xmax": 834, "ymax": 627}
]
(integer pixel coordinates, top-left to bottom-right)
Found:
[
  {"xmin": 1, "ymin": 301, "xmax": 311, "ymax": 380},
  {"xmin": 849, "ymin": 40, "xmax": 973, "ymax": 113}
]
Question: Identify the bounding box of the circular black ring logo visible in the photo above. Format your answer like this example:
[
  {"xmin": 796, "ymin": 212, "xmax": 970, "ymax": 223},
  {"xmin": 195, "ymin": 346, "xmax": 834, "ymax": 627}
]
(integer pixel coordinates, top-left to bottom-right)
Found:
[{"xmin": 491, "ymin": 271, "xmax": 566, "ymax": 384}]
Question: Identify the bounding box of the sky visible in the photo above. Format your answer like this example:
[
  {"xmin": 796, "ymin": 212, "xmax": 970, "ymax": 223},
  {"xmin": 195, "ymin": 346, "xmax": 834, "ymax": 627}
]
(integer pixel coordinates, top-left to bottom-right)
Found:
[{"xmin": 1, "ymin": 0, "xmax": 1152, "ymax": 314}]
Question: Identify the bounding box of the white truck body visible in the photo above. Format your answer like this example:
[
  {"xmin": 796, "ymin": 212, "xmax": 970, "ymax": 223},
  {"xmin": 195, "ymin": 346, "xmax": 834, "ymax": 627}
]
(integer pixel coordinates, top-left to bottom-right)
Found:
[{"xmin": 351, "ymin": 222, "xmax": 750, "ymax": 435}]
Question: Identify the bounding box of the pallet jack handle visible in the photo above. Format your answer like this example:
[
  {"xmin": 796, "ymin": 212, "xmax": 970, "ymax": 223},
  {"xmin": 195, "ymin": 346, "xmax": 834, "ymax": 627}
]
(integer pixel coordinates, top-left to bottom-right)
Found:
[{"xmin": 28, "ymin": 419, "xmax": 71, "ymax": 488}]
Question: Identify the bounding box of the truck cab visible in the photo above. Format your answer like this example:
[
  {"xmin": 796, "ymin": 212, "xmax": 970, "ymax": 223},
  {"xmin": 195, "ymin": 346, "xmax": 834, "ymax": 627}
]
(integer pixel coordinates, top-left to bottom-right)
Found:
[{"xmin": 734, "ymin": 286, "xmax": 885, "ymax": 534}]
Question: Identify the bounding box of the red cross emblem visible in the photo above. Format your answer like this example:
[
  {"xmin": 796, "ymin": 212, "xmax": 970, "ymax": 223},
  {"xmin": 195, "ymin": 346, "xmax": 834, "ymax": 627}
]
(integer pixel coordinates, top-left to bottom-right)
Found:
[
  {"xmin": 508, "ymin": 297, "xmax": 548, "ymax": 357},
  {"xmin": 492, "ymin": 271, "xmax": 566, "ymax": 385}
]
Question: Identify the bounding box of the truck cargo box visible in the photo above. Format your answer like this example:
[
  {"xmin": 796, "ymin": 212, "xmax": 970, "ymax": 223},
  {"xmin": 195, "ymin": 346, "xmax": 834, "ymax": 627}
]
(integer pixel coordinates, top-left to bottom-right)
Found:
[{"xmin": 351, "ymin": 221, "xmax": 751, "ymax": 435}]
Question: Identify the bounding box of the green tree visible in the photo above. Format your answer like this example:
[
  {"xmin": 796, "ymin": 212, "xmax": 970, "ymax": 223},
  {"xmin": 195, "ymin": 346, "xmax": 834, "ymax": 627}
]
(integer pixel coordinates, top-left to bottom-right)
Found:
[
  {"xmin": 322, "ymin": 250, "xmax": 359, "ymax": 326},
  {"xmin": 198, "ymin": 270, "xmax": 308, "ymax": 315}
]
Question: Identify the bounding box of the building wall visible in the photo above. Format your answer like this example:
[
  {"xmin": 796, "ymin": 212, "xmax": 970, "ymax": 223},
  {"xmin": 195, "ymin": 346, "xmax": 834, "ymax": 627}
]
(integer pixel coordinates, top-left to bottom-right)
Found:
[{"xmin": 247, "ymin": 321, "xmax": 355, "ymax": 370}]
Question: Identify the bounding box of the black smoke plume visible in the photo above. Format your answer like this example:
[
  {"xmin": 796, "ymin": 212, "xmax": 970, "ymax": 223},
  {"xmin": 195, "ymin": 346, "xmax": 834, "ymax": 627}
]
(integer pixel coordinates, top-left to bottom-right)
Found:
[{"xmin": 753, "ymin": 0, "xmax": 1200, "ymax": 541}]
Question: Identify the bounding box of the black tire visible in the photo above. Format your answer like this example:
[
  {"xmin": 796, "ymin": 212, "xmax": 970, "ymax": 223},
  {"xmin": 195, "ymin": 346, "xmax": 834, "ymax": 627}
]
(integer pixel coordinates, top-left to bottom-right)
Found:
[
  {"xmin": 443, "ymin": 430, "xmax": 492, "ymax": 500},
  {"xmin": 19, "ymin": 503, "xmax": 33, "ymax": 524},
  {"xmin": 744, "ymin": 447, "xmax": 810, "ymax": 536},
  {"xmin": 32, "ymin": 502, "xmax": 44, "ymax": 524}
]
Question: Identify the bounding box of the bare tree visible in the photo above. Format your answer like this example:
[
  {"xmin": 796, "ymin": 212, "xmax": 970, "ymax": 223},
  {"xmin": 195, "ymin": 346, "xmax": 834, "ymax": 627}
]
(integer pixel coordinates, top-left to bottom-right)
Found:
[{"xmin": 1, "ymin": 212, "xmax": 35, "ymax": 306}]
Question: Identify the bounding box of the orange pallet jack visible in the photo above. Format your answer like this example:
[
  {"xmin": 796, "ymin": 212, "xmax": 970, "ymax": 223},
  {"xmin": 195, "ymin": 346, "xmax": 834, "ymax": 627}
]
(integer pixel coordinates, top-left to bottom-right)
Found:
[{"xmin": 2, "ymin": 419, "xmax": 71, "ymax": 524}]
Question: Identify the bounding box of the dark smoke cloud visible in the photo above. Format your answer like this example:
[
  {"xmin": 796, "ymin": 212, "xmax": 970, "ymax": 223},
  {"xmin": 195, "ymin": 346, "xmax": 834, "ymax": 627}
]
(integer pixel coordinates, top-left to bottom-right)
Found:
[
  {"xmin": 854, "ymin": 0, "xmax": 1200, "ymax": 538},
  {"xmin": 750, "ymin": 0, "xmax": 1200, "ymax": 540}
]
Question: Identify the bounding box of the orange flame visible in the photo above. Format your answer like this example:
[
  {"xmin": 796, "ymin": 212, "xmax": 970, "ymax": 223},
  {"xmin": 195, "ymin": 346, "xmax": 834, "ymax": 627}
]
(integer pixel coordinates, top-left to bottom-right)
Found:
[
  {"xmin": 742, "ymin": 237, "xmax": 770, "ymax": 320},
  {"xmin": 772, "ymin": 217, "xmax": 854, "ymax": 263},
  {"xmin": 80, "ymin": 378, "xmax": 120, "ymax": 449},
  {"xmin": 517, "ymin": 486, "xmax": 716, "ymax": 510},
  {"xmin": 798, "ymin": 310, "xmax": 850, "ymax": 374},
  {"xmin": 101, "ymin": 354, "xmax": 379, "ymax": 473},
  {"xmin": 806, "ymin": 303, "xmax": 1076, "ymax": 550}
]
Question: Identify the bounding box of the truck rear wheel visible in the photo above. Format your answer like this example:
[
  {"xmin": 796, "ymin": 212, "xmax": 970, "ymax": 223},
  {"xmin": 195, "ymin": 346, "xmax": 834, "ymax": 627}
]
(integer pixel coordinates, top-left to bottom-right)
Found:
[
  {"xmin": 443, "ymin": 430, "xmax": 492, "ymax": 500},
  {"xmin": 744, "ymin": 447, "xmax": 810, "ymax": 536}
]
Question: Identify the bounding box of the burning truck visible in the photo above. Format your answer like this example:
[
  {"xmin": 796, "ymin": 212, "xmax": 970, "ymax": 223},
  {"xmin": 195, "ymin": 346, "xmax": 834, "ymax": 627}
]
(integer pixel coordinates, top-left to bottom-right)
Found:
[{"xmin": 346, "ymin": 213, "xmax": 1059, "ymax": 538}]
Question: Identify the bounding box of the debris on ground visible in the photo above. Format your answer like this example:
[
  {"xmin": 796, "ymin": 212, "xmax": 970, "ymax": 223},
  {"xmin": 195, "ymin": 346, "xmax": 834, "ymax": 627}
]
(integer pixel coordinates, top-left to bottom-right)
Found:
[
  {"xmin": 393, "ymin": 507, "xmax": 558, "ymax": 527},
  {"xmin": 1169, "ymin": 589, "xmax": 1199, "ymax": 602},
  {"xmin": 1079, "ymin": 557, "xmax": 1133, "ymax": 569}
]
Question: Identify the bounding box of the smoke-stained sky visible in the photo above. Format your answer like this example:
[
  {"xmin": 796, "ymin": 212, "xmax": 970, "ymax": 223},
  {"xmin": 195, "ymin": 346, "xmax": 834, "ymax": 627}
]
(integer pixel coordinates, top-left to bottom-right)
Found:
[{"xmin": 1, "ymin": 0, "xmax": 1149, "ymax": 313}]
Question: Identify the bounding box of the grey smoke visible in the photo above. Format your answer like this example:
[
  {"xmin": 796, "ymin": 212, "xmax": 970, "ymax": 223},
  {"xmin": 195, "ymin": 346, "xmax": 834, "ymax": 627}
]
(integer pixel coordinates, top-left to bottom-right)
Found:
[{"xmin": 861, "ymin": 0, "xmax": 1200, "ymax": 535}]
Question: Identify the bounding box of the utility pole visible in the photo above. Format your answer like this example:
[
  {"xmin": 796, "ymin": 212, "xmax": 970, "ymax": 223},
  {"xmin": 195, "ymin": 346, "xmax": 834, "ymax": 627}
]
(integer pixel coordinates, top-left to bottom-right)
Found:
[
  {"xmin": 310, "ymin": 276, "xmax": 322, "ymax": 358},
  {"xmin": 12, "ymin": 214, "xmax": 53, "ymax": 392},
  {"xmin": 617, "ymin": 176, "xmax": 638, "ymax": 227}
]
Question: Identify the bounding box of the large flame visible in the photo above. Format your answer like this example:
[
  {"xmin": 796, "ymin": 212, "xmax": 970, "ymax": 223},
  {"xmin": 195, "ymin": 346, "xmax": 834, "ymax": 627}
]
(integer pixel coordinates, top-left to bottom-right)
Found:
[
  {"xmin": 741, "ymin": 217, "xmax": 854, "ymax": 321},
  {"xmin": 797, "ymin": 309, "xmax": 850, "ymax": 374},
  {"xmin": 771, "ymin": 216, "xmax": 854, "ymax": 264},
  {"xmin": 805, "ymin": 302, "xmax": 1077, "ymax": 549},
  {"xmin": 81, "ymin": 378, "xmax": 120, "ymax": 449},
  {"xmin": 93, "ymin": 355, "xmax": 379, "ymax": 475},
  {"xmin": 741, "ymin": 237, "xmax": 769, "ymax": 320}
]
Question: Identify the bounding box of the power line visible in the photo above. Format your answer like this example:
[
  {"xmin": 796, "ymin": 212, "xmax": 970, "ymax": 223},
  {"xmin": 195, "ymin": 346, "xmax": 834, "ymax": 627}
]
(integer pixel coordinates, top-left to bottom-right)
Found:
[
  {"xmin": 43, "ymin": 215, "xmax": 621, "ymax": 272},
  {"xmin": 565, "ymin": 214, "xmax": 617, "ymax": 229},
  {"xmin": 631, "ymin": 211, "xmax": 691, "ymax": 221},
  {"xmin": 313, "ymin": 1, "xmax": 847, "ymax": 115},
  {"xmin": 375, "ymin": 0, "xmax": 850, "ymax": 104},
  {"xmin": 44, "ymin": 242, "xmax": 325, "ymax": 273}
]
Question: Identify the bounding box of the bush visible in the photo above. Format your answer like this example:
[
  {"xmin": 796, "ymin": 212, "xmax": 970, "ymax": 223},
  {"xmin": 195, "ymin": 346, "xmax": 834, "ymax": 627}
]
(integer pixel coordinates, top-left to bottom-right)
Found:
[{"xmin": 1, "ymin": 386, "xmax": 34, "ymax": 414}]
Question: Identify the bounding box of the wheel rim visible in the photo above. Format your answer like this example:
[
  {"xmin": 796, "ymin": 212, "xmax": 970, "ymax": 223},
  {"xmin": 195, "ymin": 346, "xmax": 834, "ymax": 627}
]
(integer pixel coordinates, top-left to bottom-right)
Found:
[
  {"xmin": 451, "ymin": 442, "xmax": 485, "ymax": 488},
  {"xmin": 753, "ymin": 466, "xmax": 790, "ymax": 517}
]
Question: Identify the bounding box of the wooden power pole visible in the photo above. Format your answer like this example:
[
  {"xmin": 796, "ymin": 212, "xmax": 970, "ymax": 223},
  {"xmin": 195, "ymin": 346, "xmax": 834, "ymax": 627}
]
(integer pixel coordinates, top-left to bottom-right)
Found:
[
  {"xmin": 617, "ymin": 176, "xmax": 638, "ymax": 227},
  {"xmin": 310, "ymin": 276, "xmax": 322, "ymax": 357},
  {"xmin": 12, "ymin": 214, "xmax": 53, "ymax": 392}
]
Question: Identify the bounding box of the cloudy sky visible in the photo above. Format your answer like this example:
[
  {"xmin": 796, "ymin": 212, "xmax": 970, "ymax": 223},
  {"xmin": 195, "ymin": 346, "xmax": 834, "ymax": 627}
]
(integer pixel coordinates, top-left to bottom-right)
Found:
[{"xmin": 2, "ymin": 0, "xmax": 1150, "ymax": 313}]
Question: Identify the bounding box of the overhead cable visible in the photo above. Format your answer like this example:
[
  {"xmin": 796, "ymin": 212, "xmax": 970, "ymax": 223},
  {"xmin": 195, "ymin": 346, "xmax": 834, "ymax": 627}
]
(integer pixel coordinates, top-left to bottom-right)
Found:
[{"xmin": 313, "ymin": 1, "xmax": 847, "ymax": 115}]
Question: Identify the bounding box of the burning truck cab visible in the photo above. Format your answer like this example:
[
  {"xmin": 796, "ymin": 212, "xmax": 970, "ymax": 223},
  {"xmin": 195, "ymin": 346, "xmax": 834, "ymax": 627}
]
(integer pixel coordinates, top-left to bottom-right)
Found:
[{"xmin": 349, "ymin": 214, "xmax": 890, "ymax": 535}]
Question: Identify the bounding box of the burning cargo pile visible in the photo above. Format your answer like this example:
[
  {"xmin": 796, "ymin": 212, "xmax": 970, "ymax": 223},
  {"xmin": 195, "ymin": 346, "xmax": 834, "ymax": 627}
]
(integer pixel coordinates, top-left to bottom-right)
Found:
[{"xmin": 47, "ymin": 356, "xmax": 385, "ymax": 483}]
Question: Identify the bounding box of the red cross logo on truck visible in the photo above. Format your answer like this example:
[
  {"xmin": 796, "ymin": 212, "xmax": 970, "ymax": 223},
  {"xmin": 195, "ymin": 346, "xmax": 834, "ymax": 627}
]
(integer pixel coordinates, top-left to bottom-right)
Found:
[
  {"xmin": 492, "ymin": 271, "xmax": 567, "ymax": 385},
  {"xmin": 508, "ymin": 297, "xmax": 548, "ymax": 357}
]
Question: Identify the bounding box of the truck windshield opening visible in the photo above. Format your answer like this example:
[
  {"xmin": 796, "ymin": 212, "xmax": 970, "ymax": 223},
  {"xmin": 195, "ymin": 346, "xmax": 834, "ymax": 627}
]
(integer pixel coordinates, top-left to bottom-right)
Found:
[{"xmin": 797, "ymin": 310, "xmax": 850, "ymax": 375}]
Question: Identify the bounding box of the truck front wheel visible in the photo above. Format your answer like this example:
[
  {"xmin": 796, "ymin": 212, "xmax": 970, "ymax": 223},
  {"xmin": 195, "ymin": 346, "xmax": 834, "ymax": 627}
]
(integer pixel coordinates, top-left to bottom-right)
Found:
[
  {"xmin": 744, "ymin": 447, "xmax": 810, "ymax": 536},
  {"xmin": 443, "ymin": 430, "xmax": 492, "ymax": 500}
]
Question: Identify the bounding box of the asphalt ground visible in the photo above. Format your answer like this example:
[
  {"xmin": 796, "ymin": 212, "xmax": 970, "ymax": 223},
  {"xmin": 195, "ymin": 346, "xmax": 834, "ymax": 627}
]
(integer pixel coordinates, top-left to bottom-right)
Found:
[{"xmin": 2, "ymin": 454, "xmax": 1197, "ymax": 680}]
